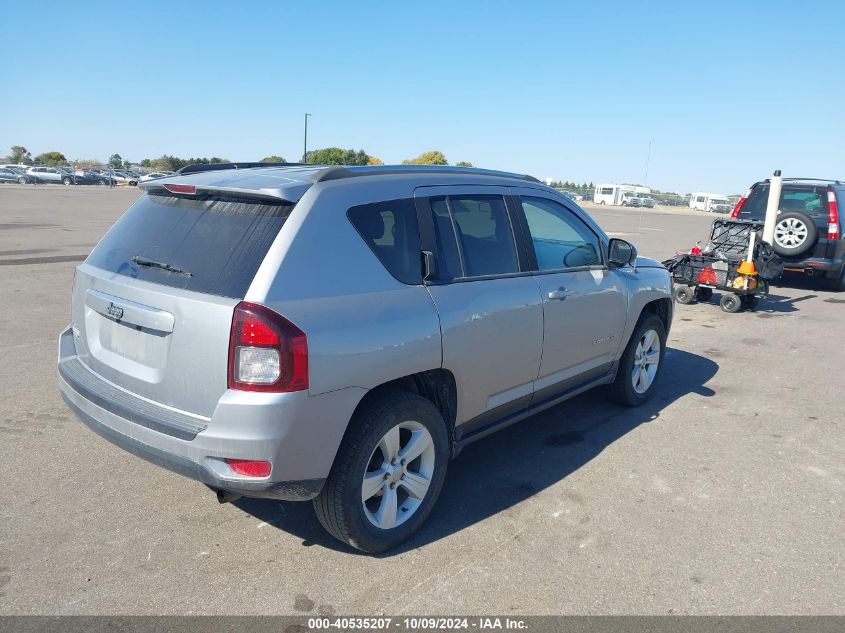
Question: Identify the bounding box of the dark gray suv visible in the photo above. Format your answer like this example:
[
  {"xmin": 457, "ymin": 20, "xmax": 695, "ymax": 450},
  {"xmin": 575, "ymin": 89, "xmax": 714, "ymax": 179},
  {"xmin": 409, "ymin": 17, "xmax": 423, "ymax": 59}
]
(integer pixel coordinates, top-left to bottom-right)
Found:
[{"xmin": 732, "ymin": 178, "xmax": 845, "ymax": 290}]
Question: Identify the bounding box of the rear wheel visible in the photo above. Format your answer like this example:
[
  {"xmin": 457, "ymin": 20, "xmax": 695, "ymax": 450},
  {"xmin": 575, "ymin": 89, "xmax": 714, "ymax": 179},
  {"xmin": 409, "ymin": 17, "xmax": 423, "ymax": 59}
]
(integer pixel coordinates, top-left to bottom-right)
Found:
[
  {"xmin": 719, "ymin": 292, "xmax": 742, "ymax": 313},
  {"xmin": 313, "ymin": 391, "xmax": 449, "ymax": 553},
  {"xmin": 609, "ymin": 313, "xmax": 666, "ymax": 407},
  {"xmin": 17, "ymin": 177, "xmax": 26, "ymax": 184}
]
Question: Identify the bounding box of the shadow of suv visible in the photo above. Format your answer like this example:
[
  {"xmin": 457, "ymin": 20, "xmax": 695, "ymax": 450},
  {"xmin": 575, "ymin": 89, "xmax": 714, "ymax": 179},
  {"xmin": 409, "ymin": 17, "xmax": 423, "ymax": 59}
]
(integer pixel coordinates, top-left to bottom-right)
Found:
[{"xmin": 58, "ymin": 164, "xmax": 673, "ymax": 552}]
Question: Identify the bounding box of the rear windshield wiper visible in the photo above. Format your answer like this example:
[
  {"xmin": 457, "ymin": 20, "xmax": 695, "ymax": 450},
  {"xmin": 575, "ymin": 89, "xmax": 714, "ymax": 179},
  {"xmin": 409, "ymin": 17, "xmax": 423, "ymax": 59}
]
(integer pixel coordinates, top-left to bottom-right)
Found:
[{"xmin": 131, "ymin": 256, "xmax": 192, "ymax": 276}]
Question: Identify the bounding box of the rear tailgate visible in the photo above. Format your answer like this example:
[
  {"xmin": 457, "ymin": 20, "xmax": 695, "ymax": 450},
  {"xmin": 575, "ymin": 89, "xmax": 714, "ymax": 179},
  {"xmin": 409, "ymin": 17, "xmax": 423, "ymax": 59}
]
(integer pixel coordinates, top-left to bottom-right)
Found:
[{"xmin": 70, "ymin": 189, "xmax": 294, "ymax": 417}]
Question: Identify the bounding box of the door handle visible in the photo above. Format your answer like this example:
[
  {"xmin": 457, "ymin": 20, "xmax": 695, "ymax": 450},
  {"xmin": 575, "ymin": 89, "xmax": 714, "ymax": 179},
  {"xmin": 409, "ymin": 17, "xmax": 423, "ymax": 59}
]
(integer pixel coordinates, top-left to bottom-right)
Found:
[{"xmin": 548, "ymin": 287, "xmax": 570, "ymax": 301}]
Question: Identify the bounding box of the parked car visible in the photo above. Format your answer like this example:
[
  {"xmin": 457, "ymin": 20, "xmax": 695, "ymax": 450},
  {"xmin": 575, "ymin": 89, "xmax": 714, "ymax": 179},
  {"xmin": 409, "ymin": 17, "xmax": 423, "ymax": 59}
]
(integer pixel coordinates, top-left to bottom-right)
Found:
[
  {"xmin": 640, "ymin": 196, "xmax": 656, "ymax": 208},
  {"xmin": 732, "ymin": 177, "xmax": 844, "ymax": 290},
  {"xmin": 27, "ymin": 166, "xmax": 73, "ymax": 184},
  {"xmin": 57, "ymin": 164, "xmax": 673, "ymax": 552},
  {"xmin": 139, "ymin": 171, "xmax": 176, "ymax": 183},
  {"xmin": 0, "ymin": 167, "xmax": 31, "ymax": 184},
  {"xmin": 110, "ymin": 171, "xmax": 139, "ymax": 186}
]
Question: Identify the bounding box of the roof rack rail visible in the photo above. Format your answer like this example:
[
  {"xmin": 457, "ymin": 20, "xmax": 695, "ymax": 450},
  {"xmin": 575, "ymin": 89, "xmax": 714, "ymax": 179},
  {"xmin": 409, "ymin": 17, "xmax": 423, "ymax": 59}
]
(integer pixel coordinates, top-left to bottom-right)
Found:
[
  {"xmin": 309, "ymin": 164, "xmax": 541, "ymax": 184},
  {"xmin": 763, "ymin": 177, "xmax": 842, "ymax": 184},
  {"xmin": 178, "ymin": 162, "xmax": 305, "ymax": 175}
]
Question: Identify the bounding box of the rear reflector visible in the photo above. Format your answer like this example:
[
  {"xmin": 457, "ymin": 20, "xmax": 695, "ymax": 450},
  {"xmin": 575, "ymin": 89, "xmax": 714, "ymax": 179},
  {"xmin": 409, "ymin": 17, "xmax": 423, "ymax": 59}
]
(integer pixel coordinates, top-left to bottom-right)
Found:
[
  {"xmin": 225, "ymin": 459, "xmax": 271, "ymax": 478},
  {"xmin": 163, "ymin": 183, "xmax": 197, "ymax": 195},
  {"xmin": 828, "ymin": 189, "xmax": 840, "ymax": 239}
]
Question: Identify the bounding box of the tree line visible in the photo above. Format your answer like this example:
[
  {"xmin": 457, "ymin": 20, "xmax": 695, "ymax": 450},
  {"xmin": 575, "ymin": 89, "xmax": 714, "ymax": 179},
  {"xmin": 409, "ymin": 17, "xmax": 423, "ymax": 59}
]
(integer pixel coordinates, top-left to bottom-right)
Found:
[{"xmin": 5, "ymin": 145, "xmax": 475, "ymax": 170}]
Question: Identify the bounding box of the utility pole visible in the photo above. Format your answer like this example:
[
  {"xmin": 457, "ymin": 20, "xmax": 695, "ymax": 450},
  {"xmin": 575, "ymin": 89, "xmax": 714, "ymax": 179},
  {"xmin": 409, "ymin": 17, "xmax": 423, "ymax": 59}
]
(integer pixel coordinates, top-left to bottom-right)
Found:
[
  {"xmin": 303, "ymin": 113, "xmax": 311, "ymax": 163},
  {"xmin": 644, "ymin": 141, "xmax": 652, "ymax": 186}
]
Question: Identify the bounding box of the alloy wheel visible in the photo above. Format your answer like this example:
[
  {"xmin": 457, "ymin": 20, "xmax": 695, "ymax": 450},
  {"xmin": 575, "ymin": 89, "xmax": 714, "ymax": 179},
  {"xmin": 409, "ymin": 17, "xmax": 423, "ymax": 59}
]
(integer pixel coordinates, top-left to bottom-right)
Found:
[
  {"xmin": 631, "ymin": 329, "xmax": 660, "ymax": 394},
  {"xmin": 362, "ymin": 421, "xmax": 435, "ymax": 530}
]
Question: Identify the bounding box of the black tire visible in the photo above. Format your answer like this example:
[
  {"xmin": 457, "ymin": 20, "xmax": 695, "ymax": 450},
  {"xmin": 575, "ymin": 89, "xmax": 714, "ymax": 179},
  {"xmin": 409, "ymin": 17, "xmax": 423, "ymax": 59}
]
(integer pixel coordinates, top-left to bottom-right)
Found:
[
  {"xmin": 129, "ymin": 180, "xmax": 137, "ymax": 186},
  {"xmin": 609, "ymin": 313, "xmax": 667, "ymax": 407},
  {"xmin": 313, "ymin": 391, "xmax": 449, "ymax": 553},
  {"xmin": 771, "ymin": 211, "xmax": 818, "ymax": 257},
  {"xmin": 719, "ymin": 292, "xmax": 742, "ymax": 313},
  {"xmin": 62, "ymin": 177, "xmax": 72, "ymax": 185},
  {"xmin": 17, "ymin": 177, "xmax": 26, "ymax": 184},
  {"xmin": 694, "ymin": 287, "xmax": 713, "ymax": 302},
  {"xmin": 674, "ymin": 285, "xmax": 695, "ymax": 304}
]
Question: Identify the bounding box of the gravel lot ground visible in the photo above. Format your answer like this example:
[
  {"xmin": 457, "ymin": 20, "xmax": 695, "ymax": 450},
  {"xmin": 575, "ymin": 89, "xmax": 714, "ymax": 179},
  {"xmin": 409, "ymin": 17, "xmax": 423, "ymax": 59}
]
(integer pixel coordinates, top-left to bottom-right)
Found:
[{"xmin": 0, "ymin": 185, "xmax": 842, "ymax": 615}]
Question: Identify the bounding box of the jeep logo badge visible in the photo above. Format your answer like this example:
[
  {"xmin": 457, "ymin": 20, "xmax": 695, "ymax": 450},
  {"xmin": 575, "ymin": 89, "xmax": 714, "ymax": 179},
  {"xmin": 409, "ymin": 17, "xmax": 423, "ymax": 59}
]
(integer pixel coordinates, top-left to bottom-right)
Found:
[{"xmin": 107, "ymin": 302, "xmax": 124, "ymax": 321}]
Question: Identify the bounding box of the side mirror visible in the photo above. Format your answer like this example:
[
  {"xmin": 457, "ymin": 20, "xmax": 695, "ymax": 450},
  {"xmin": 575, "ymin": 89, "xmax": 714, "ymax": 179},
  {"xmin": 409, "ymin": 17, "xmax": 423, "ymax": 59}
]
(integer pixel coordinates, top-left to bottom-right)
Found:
[{"xmin": 608, "ymin": 238, "xmax": 637, "ymax": 267}]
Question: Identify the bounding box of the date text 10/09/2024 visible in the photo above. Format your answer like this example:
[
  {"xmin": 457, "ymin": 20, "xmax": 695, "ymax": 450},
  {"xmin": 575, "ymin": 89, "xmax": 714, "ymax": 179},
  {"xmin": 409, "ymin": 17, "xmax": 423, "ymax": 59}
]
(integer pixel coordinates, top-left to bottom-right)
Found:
[{"xmin": 306, "ymin": 617, "xmax": 528, "ymax": 630}]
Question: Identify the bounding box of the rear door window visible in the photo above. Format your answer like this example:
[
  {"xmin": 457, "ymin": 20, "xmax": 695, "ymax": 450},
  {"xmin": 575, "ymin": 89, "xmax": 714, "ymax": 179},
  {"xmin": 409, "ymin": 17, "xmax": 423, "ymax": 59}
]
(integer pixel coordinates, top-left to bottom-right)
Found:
[
  {"xmin": 86, "ymin": 193, "xmax": 294, "ymax": 298},
  {"xmin": 347, "ymin": 198, "xmax": 422, "ymax": 284},
  {"xmin": 432, "ymin": 194, "xmax": 519, "ymax": 278}
]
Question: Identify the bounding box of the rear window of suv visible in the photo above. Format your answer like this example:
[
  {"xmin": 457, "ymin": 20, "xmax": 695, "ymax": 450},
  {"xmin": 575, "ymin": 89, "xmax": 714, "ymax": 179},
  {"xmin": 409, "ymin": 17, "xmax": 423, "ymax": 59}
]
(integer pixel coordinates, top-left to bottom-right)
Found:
[
  {"xmin": 86, "ymin": 193, "xmax": 294, "ymax": 298},
  {"xmin": 740, "ymin": 184, "xmax": 828, "ymax": 223}
]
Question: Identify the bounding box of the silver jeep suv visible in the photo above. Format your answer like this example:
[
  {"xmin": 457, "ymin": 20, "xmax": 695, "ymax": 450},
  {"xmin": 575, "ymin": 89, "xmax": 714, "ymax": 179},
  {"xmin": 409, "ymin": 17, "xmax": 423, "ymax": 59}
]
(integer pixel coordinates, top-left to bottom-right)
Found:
[{"xmin": 58, "ymin": 164, "xmax": 673, "ymax": 552}]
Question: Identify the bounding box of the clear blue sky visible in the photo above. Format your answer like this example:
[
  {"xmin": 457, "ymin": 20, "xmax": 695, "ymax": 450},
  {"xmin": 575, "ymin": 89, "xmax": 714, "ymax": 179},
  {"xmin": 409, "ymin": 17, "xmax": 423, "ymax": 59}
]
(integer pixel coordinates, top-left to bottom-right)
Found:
[{"xmin": 2, "ymin": 0, "xmax": 843, "ymax": 194}]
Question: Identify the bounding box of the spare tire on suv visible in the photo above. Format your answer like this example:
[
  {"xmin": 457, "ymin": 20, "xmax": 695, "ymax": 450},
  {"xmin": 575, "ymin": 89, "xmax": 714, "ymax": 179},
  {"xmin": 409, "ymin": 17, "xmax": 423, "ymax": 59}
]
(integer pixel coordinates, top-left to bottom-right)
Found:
[{"xmin": 772, "ymin": 210, "xmax": 818, "ymax": 257}]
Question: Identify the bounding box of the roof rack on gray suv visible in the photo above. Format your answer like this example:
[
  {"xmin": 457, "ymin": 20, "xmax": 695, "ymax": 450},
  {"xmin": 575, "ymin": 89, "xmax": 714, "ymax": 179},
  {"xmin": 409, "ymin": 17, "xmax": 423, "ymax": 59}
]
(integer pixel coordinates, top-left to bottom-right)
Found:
[{"xmin": 58, "ymin": 164, "xmax": 673, "ymax": 552}]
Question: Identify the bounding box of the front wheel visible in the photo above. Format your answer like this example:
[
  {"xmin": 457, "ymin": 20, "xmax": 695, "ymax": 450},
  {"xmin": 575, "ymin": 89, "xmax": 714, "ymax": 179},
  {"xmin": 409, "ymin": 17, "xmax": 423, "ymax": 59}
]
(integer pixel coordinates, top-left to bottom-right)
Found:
[
  {"xmin": 313, "ymin": 391, "xmax": 449, "ymax": 553},
  {"xmin": 17, "ymin": 177, "xmax": 26, "ymax": 184},
  {"xmin": 609, "ymin": 314, "xmax": 666, "ymax": 407},
  {"xmin": 62, "ymin": 177, "xmax": 72, "ymax": 185}
]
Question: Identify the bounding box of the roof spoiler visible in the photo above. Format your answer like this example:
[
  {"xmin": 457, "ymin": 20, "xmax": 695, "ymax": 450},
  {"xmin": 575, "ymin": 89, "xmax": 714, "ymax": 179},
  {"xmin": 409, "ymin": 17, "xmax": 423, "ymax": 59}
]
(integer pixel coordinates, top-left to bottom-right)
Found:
[{"xmin": 177, "ymin": 162, "xmax": 306, "ymax": 175}]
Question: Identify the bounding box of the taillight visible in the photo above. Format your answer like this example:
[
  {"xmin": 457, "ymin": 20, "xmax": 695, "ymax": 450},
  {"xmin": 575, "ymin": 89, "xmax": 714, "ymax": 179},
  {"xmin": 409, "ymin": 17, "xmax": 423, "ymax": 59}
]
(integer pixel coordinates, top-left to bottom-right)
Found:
[
  {"xmin": 731, "ymin": 188, "xmax": 751, "ymax": 218},
  {"xmin": 228, "ymin": 302, "xmax": 308, "ymax": 392},
  {"xmin": 827, "ymin": 189, "xmax": 840, "ymax": 239}
]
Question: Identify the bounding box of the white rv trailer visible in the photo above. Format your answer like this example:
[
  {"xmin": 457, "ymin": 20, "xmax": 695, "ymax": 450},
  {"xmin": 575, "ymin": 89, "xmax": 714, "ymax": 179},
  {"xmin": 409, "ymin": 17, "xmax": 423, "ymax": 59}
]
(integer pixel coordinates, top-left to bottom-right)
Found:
[
  {"xmin": 593, "ymin": 183, "xmax": 651, "ymax": 206},
  {"xmin": 689, "ymin": 192, "xmax": 732, "ymax": 213}
]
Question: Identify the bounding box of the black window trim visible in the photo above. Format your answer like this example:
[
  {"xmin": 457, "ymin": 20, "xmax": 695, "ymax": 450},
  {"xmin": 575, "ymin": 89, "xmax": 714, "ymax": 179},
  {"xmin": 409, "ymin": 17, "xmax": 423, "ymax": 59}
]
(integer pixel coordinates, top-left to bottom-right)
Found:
[{"xmin": 511, "ymin": 191, "xmax": 608, "ymax": 274}]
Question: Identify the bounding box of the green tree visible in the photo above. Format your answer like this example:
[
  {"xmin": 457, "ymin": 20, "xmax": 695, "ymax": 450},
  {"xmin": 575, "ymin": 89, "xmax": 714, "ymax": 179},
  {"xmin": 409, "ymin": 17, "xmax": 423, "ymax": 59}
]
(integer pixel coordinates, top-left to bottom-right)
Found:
[
  {"xmin": 34, "ymin": 151, "xmax": 67, "ymax": 166},
  {"xmin": 108, "ymin": 154, "xmax": 123, "ymax": 168},
  {"xmin": 139, "ymin": 159, "xmax": 151, "ymax": 167},
  {"xmin": 366, "ymin": 155, "xmax": 384, "ymax": 165},
  {"xmin": 260, "ymin": 155, "xmax": 287, "ymax": 163},
  {"xmin": 455, "ymin": 161, "xmax": 474, "ymax": 167},
  {"xmin": 148, "ymin": 155, "xmax": 186, "ymax": 172},
  {"xmin": 8, "ymin": 145, "xmax": 32, "ymax": 164},
  {"xmin": 402, "ymin": 151, "xmax": 448, "ymax": 165},
  {"xmin": 305, "ymin": 147, "xmax": 370, "ymax": 166}
]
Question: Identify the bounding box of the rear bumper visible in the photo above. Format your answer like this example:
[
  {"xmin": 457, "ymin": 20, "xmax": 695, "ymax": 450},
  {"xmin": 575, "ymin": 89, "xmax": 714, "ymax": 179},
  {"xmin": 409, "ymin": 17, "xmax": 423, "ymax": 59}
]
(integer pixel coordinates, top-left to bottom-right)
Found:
[
  {"xmin": 782, "ymin": 257, "xmax": 844, "ymax": 274},
  {"xmin": 58, "ymin": 326, "xmax": 365, "ymax": 501}
]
